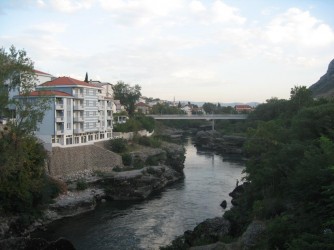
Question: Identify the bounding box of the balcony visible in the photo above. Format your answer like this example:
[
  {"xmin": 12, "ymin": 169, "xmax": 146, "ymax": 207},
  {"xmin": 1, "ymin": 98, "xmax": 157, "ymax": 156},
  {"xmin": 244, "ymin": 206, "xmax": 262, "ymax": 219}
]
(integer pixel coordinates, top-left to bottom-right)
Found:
[
  {"xmin": 107, "ymin": 115, "xmax": 112, "ymax": 120},
  {"xmin": 56, "ymin": 129, "xmax": 64, "ymax": 135},
  {"xmin": 73, "ymin": 116, "xmax": 84, "ymax": 122},
  {"xmin": 74, "ymin": 128, "xmax": 84, "ymax": 133},
  {"xmin": 56, "ymin": 116, "xmax": 64, "ymax": 122},
  {"xmin": 55, "ymin": 103, "xmax": 64, "ymax": 110},
  {"xmin": 73, "ymin": 93, "xmax": 84, "ymax": 99},
  {"xmin": 107, "ymin": 103, "xmax": 112, "ymax": 110},
  {"xmin": 98, "ymin": 105, "xmax": 104, "ymax": 110},
  {"xmin": 73, "ymin": 105, "xmax": 84, "ymax": 110}
]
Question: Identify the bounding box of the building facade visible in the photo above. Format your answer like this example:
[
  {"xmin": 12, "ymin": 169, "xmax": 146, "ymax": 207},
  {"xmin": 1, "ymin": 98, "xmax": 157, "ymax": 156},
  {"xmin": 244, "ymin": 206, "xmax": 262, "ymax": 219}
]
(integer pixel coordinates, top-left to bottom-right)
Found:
[{"xmin": 31, "ymin": 77, "xmax": 113, "ymax": 150}]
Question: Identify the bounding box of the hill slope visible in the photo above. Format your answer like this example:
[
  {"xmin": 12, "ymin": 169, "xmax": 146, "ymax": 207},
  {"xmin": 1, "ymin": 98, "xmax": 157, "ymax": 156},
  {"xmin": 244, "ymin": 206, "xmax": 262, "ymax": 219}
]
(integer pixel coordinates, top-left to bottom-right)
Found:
[{"xmin": 309, "ymin": 58, "xmax": 334, "ymax": 98}]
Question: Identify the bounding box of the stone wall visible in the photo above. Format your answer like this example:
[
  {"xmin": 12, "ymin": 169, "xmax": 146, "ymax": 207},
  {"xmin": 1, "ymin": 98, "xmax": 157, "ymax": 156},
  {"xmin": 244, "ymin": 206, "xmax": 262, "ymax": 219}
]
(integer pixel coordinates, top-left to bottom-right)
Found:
[
  {"xmin": 48, "ymin": 144, "xmax": 122, "ymax": 177},
  {"xmin": 113, "ymin": 129, "xmax": 154, "ymax": 140}
]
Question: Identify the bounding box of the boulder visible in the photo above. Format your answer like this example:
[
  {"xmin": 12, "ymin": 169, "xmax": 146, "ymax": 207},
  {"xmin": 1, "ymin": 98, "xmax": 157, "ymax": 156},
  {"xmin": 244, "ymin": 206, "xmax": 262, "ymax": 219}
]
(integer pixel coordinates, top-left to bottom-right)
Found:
[
  {"xmin": 185, "ymin": 217, "xmax": 231, "ymax": 246},
  {"xmin": 240, "ymin": 220, "xmax": 266, "ymax": 249},
  {"xmin": 220, "ymin": 200, "xmax": 227, "ymax": 209}
]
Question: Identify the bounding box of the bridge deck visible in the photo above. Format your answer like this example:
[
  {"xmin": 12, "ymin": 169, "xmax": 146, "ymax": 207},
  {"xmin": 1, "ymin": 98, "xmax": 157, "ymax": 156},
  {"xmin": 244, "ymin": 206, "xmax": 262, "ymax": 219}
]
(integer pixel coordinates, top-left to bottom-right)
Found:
[{"xmin": 147, "ymin": 114, "xmax": 248, "ymax": 120}]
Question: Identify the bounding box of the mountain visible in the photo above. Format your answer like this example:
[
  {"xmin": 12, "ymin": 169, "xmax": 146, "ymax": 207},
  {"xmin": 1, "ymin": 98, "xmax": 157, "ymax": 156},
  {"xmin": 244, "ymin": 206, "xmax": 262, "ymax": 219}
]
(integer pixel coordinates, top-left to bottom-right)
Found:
[{"xmin": 309, "ymin": 58, "xmax": 334, "ymax": 98}]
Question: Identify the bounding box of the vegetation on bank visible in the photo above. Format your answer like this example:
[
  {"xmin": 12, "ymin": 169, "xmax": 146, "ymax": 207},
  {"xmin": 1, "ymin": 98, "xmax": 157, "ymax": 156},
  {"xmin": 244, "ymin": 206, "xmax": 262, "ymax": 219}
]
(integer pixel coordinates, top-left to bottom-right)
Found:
[
  {"xmin": 224, "ymin": 86, "xmax": 334, "ymax": 249},
  {"xmin": 113, "ymin": 114, "xmax": 155, "ymax": 133},
  {"xmin": 0, "ymin": 46, "xmax": 62, "ymax": 219}
]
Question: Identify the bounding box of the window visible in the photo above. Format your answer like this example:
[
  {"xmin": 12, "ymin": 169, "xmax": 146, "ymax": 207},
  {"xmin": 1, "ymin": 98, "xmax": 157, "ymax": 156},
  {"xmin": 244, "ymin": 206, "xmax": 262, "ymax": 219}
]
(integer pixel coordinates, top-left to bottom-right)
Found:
[
  {"xmin": 67, "ymin": 123, "xmax": 71, "ymax": 129},
  {"xmin": 86, "ymin": 100, "xmax": 89, "ymax": 106},
  {"xmin": 66, "ymin": 137, "xmax": 72, "ymax": 145}
]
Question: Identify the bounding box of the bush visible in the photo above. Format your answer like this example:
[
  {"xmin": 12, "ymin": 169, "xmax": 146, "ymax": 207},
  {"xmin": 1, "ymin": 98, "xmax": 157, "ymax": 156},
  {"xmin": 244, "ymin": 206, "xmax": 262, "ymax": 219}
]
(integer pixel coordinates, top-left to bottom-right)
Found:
[
  {"xmin": 108, "ymin": 138, "xmax": 128, "ymax": 153},
  {"xmin": 133, "ymin": 157, "xmax": 144, "ymax": 169},
  {"xmin": 76, "ymin": 180, "xmax": 88, "ymax": 190},
  {"xmin": 138, "ymin": 136, "xmax": 162, "ymax": 148},
  {"xmin": 122, "ymin": 153, "xmax": 132, "ymax": 166}
]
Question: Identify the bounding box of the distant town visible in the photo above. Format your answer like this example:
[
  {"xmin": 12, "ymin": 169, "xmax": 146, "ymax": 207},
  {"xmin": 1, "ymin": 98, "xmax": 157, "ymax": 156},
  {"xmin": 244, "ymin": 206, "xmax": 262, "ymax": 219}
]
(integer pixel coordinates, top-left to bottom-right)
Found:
[{"xmin": 2, "ymin": 69, "xmax": 256, "ymax": 150}]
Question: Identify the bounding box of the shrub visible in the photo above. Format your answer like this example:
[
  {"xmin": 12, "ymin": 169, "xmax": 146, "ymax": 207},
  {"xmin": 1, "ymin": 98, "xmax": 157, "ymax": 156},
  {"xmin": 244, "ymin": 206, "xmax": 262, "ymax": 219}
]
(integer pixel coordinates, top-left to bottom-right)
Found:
[
  {"xmin": 138, "ymin": 136, "xmax": 161, "ymax": 148},
  {"xmin": 133, "ymin": 157, "xmax": 144, "ymax": 169},
  {"xmin": 122, "ymin": 153, "xmax": 132, "ymax": 166},
  {"xmin": 76, "ymin": 180, "xmax": 88, "ymax": 190},
  {"xmin": 108, "ymin": 138, "xmax": 128, "ymax": 153}
]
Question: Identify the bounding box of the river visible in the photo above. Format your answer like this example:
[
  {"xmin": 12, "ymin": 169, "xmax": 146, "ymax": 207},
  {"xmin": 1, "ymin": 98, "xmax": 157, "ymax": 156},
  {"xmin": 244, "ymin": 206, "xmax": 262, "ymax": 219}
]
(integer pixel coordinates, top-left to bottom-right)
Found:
[{"xmin": 35, "ymin": 138, "xmax": 245, "ymax": 249}]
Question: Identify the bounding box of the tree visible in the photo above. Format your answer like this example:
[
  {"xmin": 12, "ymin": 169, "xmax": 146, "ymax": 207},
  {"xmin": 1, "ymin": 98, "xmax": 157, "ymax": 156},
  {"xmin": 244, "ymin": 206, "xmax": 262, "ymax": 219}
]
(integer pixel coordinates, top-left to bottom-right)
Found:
[
  {"xmin": 290, "ymin": 85, "xmax": 313, "ymax": 111},
  {"xmin": 0, "ymin": 46, "xmax": 57, "ymax": 215},
  {"xmin": 113, "ymin": 81, "xmax": 141, "ymax": 116},
  {"xmin": 84, "ymin": 72, "xmax": 88, "ymax": 83},
  {"xmin": 0, "ymin": 46, "xmax": 51, "ymax": 136},
  {"xmin": 202, "ymin": 102, "xmax": 217, "ymax": 114}
]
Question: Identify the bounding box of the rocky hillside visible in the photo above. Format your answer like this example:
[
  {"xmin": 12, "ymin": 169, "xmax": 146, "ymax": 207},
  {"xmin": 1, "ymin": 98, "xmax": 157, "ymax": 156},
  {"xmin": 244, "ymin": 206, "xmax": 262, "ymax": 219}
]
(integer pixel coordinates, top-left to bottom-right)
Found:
[{"xmin": 309, "ymin": 58, "xmax": 334, "ymax": 98}]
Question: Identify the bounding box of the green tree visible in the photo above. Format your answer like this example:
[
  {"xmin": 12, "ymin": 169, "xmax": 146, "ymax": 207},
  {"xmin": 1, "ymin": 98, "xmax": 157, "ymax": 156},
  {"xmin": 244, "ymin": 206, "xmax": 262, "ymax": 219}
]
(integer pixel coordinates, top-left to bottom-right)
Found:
[
  {"xmin": 113, "ymin": 81, "xmax": 141, "ymax": 116},
  {"xmin": 202, "ymin": 102, "xmax": 216, "ymax": 114},
  {"xmin": 289, "ymin": 85, "xmax": 313, "ymax": 112},
  {"xmin": 0, "ymin": 46, "xmax": 50, "ymax": 136},
  {"xmin": 84, "ymin": 72, "xmax": 88, "ymax": 83},
  {"xmin": 0, "ymin": 46, "xmax": 57, "ymax": 216}
]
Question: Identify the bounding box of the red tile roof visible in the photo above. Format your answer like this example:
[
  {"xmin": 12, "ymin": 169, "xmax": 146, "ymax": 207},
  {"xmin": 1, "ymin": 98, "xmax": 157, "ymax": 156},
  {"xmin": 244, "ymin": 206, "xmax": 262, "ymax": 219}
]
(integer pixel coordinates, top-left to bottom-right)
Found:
[
  {"xmin": 41, "ymin": 76, "xmax": 100, "ymax": 88},
  {"xmin": 26, "ymin": 90, "xmax": 72, "ymax": 97},
  {"xmin": 135, "ymin": 102, "xmax": 149, "ymax": 107},
  {"xmin": 235, "ymin": 105, "xmax": 252, "ymax": 109}
]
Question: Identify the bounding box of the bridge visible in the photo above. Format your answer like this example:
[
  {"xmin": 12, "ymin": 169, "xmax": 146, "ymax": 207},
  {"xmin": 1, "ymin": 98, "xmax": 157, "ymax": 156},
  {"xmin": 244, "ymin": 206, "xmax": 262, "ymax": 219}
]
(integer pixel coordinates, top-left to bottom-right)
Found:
[
  {"xmin": 147, "ymin": 114, "xmax": 248, "ymax": 130},
  {"xmin": 147, "ymin": 114, "xmax": 248, "ymax": 120}
]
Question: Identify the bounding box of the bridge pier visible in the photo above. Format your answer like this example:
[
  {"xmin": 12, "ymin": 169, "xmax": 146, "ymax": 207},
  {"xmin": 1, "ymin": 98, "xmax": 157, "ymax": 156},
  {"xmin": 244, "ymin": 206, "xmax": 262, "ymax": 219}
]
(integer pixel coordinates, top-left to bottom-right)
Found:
[{"xmin": 212, "ymin": 119, "xmax": 215, "ymax": 131}]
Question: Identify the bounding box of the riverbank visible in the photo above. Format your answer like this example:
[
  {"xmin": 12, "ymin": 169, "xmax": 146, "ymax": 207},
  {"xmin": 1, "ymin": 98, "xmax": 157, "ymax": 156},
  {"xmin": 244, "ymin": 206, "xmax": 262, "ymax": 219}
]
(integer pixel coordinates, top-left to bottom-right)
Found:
[
  {"xmin": 0, "ymin": 139, "xmax": 186, "ymax": 248},
  {"xmin": 14, "ymin": 137, "xmax": 244, "ymax": 250}
]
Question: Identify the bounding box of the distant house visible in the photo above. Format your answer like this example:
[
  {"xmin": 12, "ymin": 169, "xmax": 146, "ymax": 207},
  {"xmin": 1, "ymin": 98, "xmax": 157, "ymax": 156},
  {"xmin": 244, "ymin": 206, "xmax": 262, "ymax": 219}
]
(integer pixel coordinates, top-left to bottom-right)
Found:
[
  {"xmin": 113, "ymin": 100, "xmax": 125, "ymax": 113},
  {"xmin": 33, "ymin": 69, "xmax": 56, "ymax": 86},
  {"xmin": 181, "ymin": 105, "xmax": 192, "ymax": 115},
  {"xmin": 234, "ymin": 104, "xmax": 253, "ymax": 113},
  {"xmin": 135, "ymin": 102, "xmax": 151, "ymax": 114}
]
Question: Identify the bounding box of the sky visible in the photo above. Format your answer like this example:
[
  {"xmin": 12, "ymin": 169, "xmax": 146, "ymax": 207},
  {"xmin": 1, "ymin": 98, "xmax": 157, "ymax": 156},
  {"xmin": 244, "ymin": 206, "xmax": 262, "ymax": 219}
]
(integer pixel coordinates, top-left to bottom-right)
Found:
[{"xmin": 1, "ymin": 0, "xmax": 334, "ymax": 103}]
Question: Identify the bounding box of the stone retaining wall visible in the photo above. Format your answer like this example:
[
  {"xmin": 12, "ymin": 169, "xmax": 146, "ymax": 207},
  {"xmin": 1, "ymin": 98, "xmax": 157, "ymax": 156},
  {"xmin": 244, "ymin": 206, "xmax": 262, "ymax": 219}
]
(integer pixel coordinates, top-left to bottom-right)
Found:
[
  {"xmin": 48, "ymin": 144, "xmax": 122, "ymax": 177},
  {"xmin": 113, "ymin": 129, "xmax": 154, "ymax": 140}
]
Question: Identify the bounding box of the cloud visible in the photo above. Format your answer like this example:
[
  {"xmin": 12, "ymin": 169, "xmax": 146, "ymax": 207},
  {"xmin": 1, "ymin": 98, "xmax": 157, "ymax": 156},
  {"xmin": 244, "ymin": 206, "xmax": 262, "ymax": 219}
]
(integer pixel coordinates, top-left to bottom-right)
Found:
[
  {"xmin": 265, "ymin": 8, "xmax": 334, "ymax": 48},
  {"xmin": 211, "ymin": 0, "xmax": 246, "ymax": 24},
  {"xmin": 98, "ymin": 0, "xmax": 184, "ymax": 26},
  {"xmin": 48, "ymin": 0, "xmax": 94, "ymax": 13},
  {"xmin": 189, "ymin": 0, "xmax": 206, "ymax": 13}
]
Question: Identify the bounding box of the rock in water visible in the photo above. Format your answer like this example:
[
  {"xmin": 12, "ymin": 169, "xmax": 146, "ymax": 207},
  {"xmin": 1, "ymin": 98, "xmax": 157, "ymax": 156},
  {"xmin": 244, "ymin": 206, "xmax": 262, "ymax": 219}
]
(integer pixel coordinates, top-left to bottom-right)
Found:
[{"xmin": 220, "ymin": 200, "xmax": 227, "ymax": 209}]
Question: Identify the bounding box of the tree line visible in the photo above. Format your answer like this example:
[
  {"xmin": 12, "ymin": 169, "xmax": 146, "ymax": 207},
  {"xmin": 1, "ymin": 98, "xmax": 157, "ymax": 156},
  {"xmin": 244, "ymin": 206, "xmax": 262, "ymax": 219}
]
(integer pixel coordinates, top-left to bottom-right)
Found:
[{"xmin": 224, "ymin": 86, "xmax": 334, "ymax": 249}]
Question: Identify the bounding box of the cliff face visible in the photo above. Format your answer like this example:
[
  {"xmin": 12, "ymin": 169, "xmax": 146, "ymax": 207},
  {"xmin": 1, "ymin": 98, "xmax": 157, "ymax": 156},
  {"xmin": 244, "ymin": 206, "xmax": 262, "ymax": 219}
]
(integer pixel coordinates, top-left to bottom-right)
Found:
[{"xmin": 309, "ymin": 59, "xmax": 334, "ymax": 98}]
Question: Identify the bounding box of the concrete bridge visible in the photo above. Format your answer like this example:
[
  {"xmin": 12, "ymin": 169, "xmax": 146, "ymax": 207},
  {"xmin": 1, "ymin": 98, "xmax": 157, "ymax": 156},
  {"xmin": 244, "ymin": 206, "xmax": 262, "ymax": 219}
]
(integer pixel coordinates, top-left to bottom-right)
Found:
[
  {"xmin": 147, "ymin": 114, "xmax": 248, "ymax": 130},
  {"xmin": 147, "ymin": 114, "xmax": 248, "ymax": 120}
]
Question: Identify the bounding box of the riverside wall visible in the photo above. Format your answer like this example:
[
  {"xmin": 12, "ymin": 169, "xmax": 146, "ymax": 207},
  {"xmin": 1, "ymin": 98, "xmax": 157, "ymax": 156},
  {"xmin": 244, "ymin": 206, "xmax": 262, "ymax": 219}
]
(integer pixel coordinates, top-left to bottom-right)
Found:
[{"xmin": 48, "ymin": 144, "xmax": 122, "ymax": 177}]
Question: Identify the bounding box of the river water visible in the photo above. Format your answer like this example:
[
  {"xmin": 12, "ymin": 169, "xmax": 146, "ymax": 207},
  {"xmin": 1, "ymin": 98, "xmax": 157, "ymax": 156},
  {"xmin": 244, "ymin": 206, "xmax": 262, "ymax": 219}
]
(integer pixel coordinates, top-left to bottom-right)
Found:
[{"xmin": 36, "ymin": 138, "xmax": 244, "ymax": 250}]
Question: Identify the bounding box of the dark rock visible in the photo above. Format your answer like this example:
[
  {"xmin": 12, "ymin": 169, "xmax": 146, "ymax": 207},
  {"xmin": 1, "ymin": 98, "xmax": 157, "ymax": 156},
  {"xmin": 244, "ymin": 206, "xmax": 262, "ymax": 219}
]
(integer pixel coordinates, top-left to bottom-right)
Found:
[
  {"xmin": 194, "ymin": 131, "xmax": 246, "ymax": 155},
  {"xmin": 241, "ymin": 220, "xmax": 266, "ymax": 249},
  {"xmin": 220, "ymin": 200, "xmax": 227, "ymax": 209},
  {"xmin": 229, "ymin": 182, "xmax": 250, "ymax": 206},
  {"xmin": 185, "ymin": 217, "xmax": 231, "ymax": 246},
  {"xmin": 309, "ymin": 58, "xmax": 334, "ymax": 98},
  {"xmin": 45, "ymin": 238, "xmax": 76, "ymax": 250},
  {"xmin": 100, "ymin": 166, "xmax": 183, "ymax": 200}
]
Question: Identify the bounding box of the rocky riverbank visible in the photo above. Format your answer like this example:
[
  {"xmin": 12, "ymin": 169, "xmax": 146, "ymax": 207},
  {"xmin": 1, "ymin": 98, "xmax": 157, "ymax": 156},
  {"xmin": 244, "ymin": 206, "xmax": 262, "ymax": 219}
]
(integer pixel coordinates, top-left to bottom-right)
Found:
[
  {"xmin": 194, "ymin": 130, "xmax": 246, "ymax": 155},
  {"xmin": 162, "ymin": 183, "xmax": 266, "ymax": 250},
  {"xmin": 0, "ymin": 140, "xmax": 186, "ymax": 246}
]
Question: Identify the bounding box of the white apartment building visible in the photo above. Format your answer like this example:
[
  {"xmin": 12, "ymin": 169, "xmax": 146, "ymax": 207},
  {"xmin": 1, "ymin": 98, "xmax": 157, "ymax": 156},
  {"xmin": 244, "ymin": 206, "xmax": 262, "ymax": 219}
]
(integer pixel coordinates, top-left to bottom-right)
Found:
[{"xmin": 31, "ymin": 76, "xmax": 113, "ymax": 150}]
